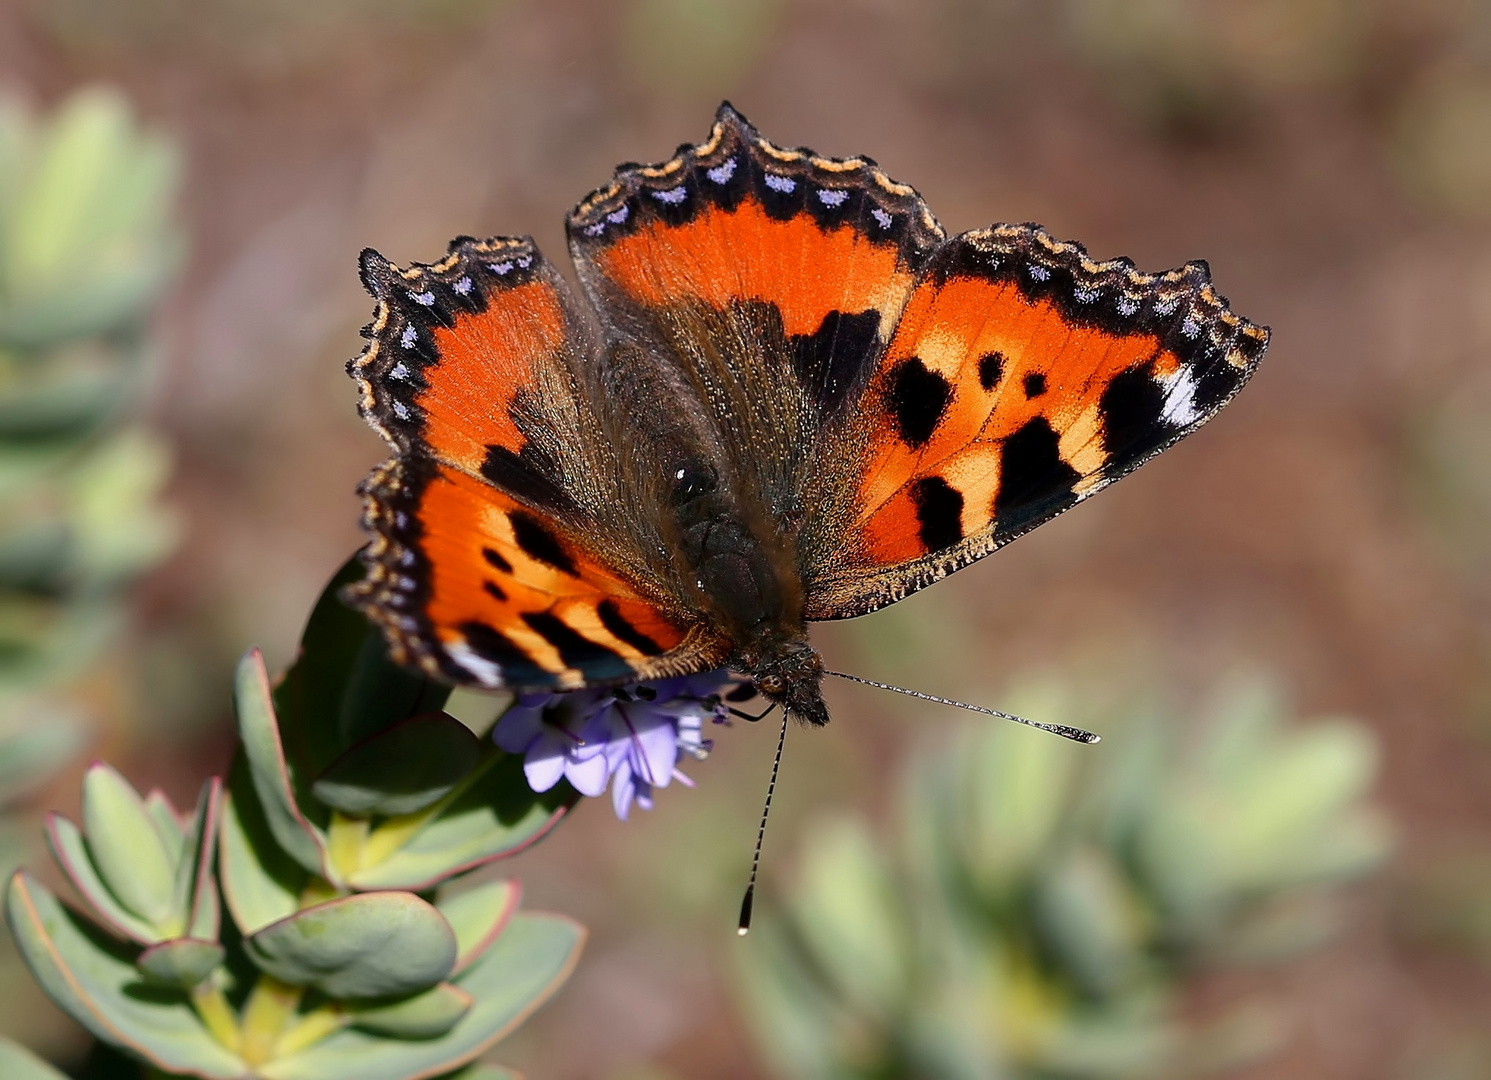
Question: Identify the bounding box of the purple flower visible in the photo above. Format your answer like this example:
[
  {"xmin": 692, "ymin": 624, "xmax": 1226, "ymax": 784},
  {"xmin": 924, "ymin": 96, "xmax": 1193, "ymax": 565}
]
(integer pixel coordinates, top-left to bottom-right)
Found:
[{"xmin": 494, "ymin": 670, "xmax": 741, "ymax": 819}]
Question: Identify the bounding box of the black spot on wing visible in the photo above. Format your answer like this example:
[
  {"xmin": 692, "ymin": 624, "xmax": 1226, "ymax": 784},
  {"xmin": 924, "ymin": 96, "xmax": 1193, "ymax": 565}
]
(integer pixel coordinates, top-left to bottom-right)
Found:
[
  {"xmin": 598, "ymin": 599, "xmax": 665, "ymax": 656},
  {"xmin": 790, "ymin": 309, "xmax": 880, "ymax": 416},
  {"xmin": 480, "ymin": 441, "xmax": 574, "ymax": 513},
  {"xmin": 482, "ymin": 546, "xmax": 513, "ymax": 574},
  {"xmin": 1022, "ymin": 372, "xmax": 1047, "ymax": 398},
  {"xmin": 978, "ymin": 352, "xmax": 1005, "ymax": 391},
  {"xmin": 508, "ymin": 511, "xmax": 578, "ymax": 576},
  {"xmin": 520, "ymin": 612, "xmax": 633, "ymax": 680},
  {"xmin": 455, "ymin": 621, "xmax": 550, "ymax": 686},
  {"xmin": 483, "ymin": 580, "xmax": 508, "ymax": 602},
  {"xmin": 886, "ymin": 357, "xmax": 952, "ymax": 448},
  {"xmin": 994, "ymin": 416, "xmax": 1081, "ymax": 538},
  {"xmin": 1099, "ymin": 366, "xmax": 1170, "ymax": 465},
  {"xmin": 1193, "ymin": 350, "xmax": 1247, "ymax": 413},
  {"xmin": 910, "ymin": 476, "xmax": 964, "ymax": 553}
]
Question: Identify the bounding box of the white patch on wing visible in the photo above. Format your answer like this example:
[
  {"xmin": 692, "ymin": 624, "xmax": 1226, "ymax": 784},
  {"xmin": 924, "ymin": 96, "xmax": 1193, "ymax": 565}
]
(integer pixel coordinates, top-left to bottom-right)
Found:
[
  {"xmin": 1158, "ymin": 365, "xmax": 1202, "ymax": 427},
  {"xmin": 446, "ymin": 639, "xmax": 507, "ymax": 688}
]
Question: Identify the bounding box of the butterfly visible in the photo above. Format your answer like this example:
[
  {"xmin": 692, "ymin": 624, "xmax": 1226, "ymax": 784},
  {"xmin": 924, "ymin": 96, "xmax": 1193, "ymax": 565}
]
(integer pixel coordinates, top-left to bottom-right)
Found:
[{"xmin": 346, "ymin": 103, "xmax": 1269, "ymax": 728}]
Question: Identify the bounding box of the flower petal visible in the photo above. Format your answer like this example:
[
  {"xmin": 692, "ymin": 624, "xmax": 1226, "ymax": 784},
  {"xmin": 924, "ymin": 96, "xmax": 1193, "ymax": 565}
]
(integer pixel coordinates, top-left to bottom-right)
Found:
[
  {"xmin": 494, "ymin": 703, "xmax": 548, "ymax": 753},
  {"xmin": 565, "ymin": 745, "xmax": 611, "ymax": 797}
]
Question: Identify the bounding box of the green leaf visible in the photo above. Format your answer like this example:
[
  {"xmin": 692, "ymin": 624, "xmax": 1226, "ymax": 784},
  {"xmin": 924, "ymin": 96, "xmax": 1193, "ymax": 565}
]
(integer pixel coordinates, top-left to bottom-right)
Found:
[
  {"xmin": 167, "ymin": 778, "xmax": 222, "ymax": 942},
  {"xmin": 348, "ymin": 751, "xmax": 575, "ymax": 892},
  {"xmin": 234, "ymin": 648, "xmax": 331, "ymax": 879},
  {"xmin": 956, "ymin": 684, "xmax": 1080, "ymax": 895},
  {"xmin": 219, "ymin": 755, "xmax": 309, "ymax": 935},
  {"xmin": 143, "ymin": 789, "xmax": 186, "ymax": 848},
  {"xmin": 733, "ymin": 915, "xmax": 850, "ymax": 1080},
  {"xmin": 44, "ymin": 813, "xmax": 158, "ymax": 943},
  {"xmin": 80, "ymin": 762, "xmax": 178, "ymax": 929},
  {"xmin": 272, "ymin": 557, "xmax": 442, "ymax": 783},
  {"xmin": 347, "ymin": 982, "xmax": 473, "ymax": 1039},
  {"xmin": 261, "ymin": 912, "xmax": 584, "ymax": 1080},
  {"xmin": 245, "ymin": 891, "xmax": 457, "ymax": 1000},
  {"xmin": 135, "ymin": 937, "xmax": 225, "ymax": 989},
  {"xmin": 0, "ymin": 87, "xmax": 183, "ymax": 347},
  {"xmin": 312, "ymin": 712, "xmax": 481, "ymax": 818},
  {"xmin": 1032, "ymin": 845, "xmax": 1148, "ymax": 996},
  {"xmin": 437, "ymin": 879, "xmax": 520, "ymax": 973},
  {"xmin": 0, "ymin": 1035, "xmax": 72, "ymax": 1080},
  {"xmin": 441, "ymin": 1067, "xmax": 522, "ymax": 1080},
  {"xmin": 184, "ymin": 778, "xmax": 224, "ymax": 941},
  {"xmin": 336, "ymin": 630, "xmax": 452, "ymax": 748},
  {"xmin": 791, "ymin": 817, "xmax": 908, "ymax": 1019},
  {"xmin": 5, "ymin": 871, "xmax": 247, "ymax": 1078},
  {"xmin": 0, "ymin": 700, "xmax": 87, "ymax": 804}
]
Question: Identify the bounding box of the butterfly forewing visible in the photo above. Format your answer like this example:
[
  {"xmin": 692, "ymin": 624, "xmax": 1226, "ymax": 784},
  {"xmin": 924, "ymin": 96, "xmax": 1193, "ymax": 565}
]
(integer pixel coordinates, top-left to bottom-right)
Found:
[{"xmin": 566, "ymin": 104, "xmax": 943, "ymax": 534}]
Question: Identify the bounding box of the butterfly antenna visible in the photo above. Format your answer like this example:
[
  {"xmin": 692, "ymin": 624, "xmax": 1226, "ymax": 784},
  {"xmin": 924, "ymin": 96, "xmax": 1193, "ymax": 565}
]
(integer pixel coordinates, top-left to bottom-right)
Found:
[
  {"xmin": 823, "ymin": 670, "xmax": 1101, "ymax": 744},
  {"xmin": 738, "ymin": 705, "xmax": 785, "ymax": 936}
]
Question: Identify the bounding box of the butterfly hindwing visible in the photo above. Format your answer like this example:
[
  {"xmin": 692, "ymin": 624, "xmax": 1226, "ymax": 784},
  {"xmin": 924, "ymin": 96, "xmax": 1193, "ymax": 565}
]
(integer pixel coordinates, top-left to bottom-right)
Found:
[
  {"xmin": 348, "ymin": 236, "xmax": 726, "ymax": 690},
  {"xmin": 805, "ymin": 225, "xmax": 1270, "ymax": 618}
]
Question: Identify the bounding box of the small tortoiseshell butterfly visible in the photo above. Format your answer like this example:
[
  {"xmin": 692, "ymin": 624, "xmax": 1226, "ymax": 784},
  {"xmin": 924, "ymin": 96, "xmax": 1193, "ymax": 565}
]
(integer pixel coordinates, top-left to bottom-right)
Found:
[{"xmin": 347, "ymin": 104, "xmax": 1269, "ymax": 727}]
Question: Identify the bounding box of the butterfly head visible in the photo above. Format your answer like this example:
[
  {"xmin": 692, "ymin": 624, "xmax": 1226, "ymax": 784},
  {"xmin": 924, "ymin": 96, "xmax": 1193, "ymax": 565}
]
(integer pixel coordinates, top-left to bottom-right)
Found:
[{"xmin": 744, "ymin": 636, "xmax": 828, "ymax": 727}]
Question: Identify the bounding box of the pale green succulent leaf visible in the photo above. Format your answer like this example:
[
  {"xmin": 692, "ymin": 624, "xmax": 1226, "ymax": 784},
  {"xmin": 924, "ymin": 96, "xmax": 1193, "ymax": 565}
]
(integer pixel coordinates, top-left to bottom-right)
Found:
[
  {"xmin": 442, "ymin": 1067, "xmax": 522, "ymax": 1080},
  {"xmin": 0, "ymin": 87, "xmax": 183, "ymax": 346},
  {"xmin": 437, "ymin": 879, "xmax": 520, "ymax": 974},
  {"xmin": 792, "ymin": 817, "xmax": 908, "ymax": 1019},
  {"xmin": 183, "ymin": 777, "xmax": 224, "ymax": 941},
  {"xmin": 234, "ymin": 647, "xmax": 332, "ymax": 879},
  {"xmin": 135, "ymin": 937, "xmax": 225, "ymax": 989},
  {"xmin": 0, "ymin": 1034, "xmax": 73, "ymax": 1079},
  {"xmin": 312, "ymin": 711, "xmax": 481, "ymax": 818},
  {"xmin": 1032, "ymin": 845, "xmax": 1149, "ymax": 997},
  {"xmin": 80, "ymin": 761, "xmax": 179, "ymax": 929},
  {"xmin": 143, "ymin": 788, "xmax": 186, "ymax": 848},
  {"xmin": 0, "ymin": 701, "xmax": 87, "ymax": 804},
  {"xmin": 347, "ymin": 981, "xmax": 473, "ymax": 1039},
  {"xmin": 45, "ymin": 813, "xmax": 159, "ymax": 944},
  {"xmin": 734, "ymin": 915, "xmax": 853, "ymax": 1080},
  {"xmin": 67, "ymin": 426, "xmax": 182, "ymax": 586},
  {"xmin": 347, "ymin": 751, "xmax": 574, "ymax": 892},
  {"xmin": 219, "ymin": 756, "xmax": 308, "ymax": 935},
  {"xmin": 958, "ymin": 687, "xmax": 1080, "ymax": 893},
  {"xmin": 1215, "ymin": 721, "xmax": 1380, "ymax": 884},
  {"xmin": 260, "ymin": 912, "xmax": 583, "ymax": 1080},
  {"xmin": 0, "ymin": 340, "xmax": 137, "ymax": 440},
  {"xmin": 5, "ymin": 871, "xmax": 247, "ymax": 1078},
  {"xmin": 245, "ymin": 890, "xmax": 457, "ymax": 1000}
]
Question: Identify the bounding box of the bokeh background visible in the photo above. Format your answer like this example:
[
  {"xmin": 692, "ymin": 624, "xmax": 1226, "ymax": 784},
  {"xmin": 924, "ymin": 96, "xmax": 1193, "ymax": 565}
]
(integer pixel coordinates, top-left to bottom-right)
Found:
[{"xmin": 3, "ymin": 0, "xmax": 1491, "ymax": 1077}]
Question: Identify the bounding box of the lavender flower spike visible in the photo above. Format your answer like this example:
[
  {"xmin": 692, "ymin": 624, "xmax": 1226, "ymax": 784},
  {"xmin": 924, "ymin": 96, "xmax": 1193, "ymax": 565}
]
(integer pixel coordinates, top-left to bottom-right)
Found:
[{"xmin": 495, "ymin": 670, "xmax": 739, "ymax": 819}]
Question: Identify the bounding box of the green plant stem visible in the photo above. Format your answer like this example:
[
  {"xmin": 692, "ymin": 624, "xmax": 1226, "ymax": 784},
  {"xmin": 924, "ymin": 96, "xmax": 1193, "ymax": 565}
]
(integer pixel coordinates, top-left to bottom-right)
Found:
[
  {"xmin": 189, "ymin": 980, "xmax": 240, "ymax": 1053},
  {"xmin": 274, "ymin": 1003, "xmax": 346, "ymax": 1057},
  {"xmin": 327, "ymin": 811, "xmax": 369, "ymax": 878},
  {"xmin": 238, "ymin": 975, "xmax": 303, "ymax": 1067}
]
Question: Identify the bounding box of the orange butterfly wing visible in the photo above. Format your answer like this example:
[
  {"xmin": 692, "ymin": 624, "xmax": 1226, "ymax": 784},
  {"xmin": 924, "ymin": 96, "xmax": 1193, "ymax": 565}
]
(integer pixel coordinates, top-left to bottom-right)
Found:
[
  {"xmin": 806, "ymin": 225, "xmax": 1270, "ymax": 618},
  {"xmin": 347, "ymin": 237, "xmax": 719, "ymax": 690}
]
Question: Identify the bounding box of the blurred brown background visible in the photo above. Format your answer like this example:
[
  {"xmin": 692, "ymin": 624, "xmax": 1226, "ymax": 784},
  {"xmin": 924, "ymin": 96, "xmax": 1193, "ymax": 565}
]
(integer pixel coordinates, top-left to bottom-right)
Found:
[{"xmin": 4, "ymin": 0, "xmax": 1491, "ymax": 1077}]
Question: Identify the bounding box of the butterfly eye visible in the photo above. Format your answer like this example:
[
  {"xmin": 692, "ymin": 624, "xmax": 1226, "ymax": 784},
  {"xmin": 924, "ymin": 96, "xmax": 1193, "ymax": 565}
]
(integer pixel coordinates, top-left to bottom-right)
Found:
[
  {"xmin": 756, "ymin": 674, "xmax": 785, "ymax": 696},
  {"xmin": 669, "ymin": 460, "xmax": 718, "ymax": 505}
]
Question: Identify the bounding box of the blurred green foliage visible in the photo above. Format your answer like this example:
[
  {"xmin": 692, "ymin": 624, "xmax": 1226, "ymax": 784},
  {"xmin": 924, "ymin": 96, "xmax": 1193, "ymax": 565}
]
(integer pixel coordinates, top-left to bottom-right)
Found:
[
  {"xmin": 737, "ymin": 676, "xmax": 1391, "ymax": 1079},
  {"xmin": 6, "ymin": 560, "xmax": 584, "ymax": 1079},
  {"xmin": 0, "ymin": 86, "xmax": 183, "ymax": 879}
]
